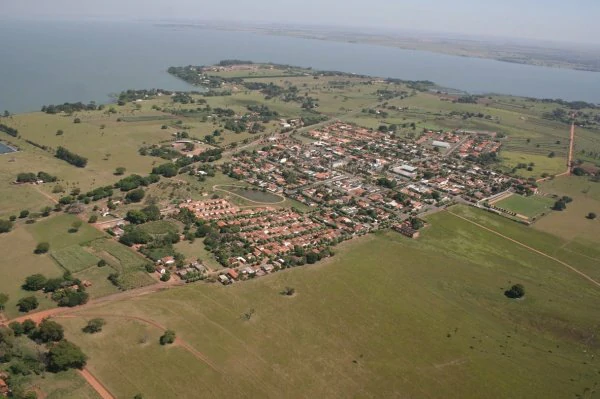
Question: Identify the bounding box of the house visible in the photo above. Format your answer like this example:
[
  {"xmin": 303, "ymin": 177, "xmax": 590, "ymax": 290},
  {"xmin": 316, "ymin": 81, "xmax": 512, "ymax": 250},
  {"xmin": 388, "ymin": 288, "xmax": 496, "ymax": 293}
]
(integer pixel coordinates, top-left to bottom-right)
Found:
[
  {"xmin": 155, "ymin": 265, "xmax": 167, "ymax": 275},
  {"xmin": 0, "ymin": 378, "xmax": 8, "ymax": 395},
  {"xmin": 226, "ymin": 268, "xmax": 239, "ymax": 280},
  {"xmin": 393, "ymin": 225, "xmax": 420, "ymax": 239},
  {"xmin": 432, "ymin": 140, "xmax": 451, "ymax": 149},
  {"xmin": 218, "ymin": 275, "xmax": 231, "ymax": 285},
  {"xmin": 158, "ymin": 256, "xmax": 175, "ymax": 266},
  {"xmin": 261, "ymin": 264, "xmax": 275, "ymax": 273}
]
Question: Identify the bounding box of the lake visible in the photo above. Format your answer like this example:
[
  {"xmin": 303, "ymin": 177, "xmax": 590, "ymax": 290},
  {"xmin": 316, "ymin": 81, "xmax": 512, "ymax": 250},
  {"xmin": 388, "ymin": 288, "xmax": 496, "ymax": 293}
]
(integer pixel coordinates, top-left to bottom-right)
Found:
[{"xmin": 1, "ymin": 19, "xmax": 600, "ymax": 114}]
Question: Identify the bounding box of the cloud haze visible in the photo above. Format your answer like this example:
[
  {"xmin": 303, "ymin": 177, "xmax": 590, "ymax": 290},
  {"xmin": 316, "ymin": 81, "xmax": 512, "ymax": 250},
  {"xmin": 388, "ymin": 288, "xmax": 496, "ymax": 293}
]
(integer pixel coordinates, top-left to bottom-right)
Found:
[{"xmin": 3, "ymin": 0, "xmax": 599, "ymax": 44}]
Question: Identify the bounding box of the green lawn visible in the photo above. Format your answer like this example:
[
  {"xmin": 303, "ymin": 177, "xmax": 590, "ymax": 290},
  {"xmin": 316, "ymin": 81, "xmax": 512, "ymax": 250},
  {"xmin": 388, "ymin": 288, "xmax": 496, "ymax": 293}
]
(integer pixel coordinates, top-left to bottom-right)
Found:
[
  {"xmin": 494, "ymin": 194, "xmax": 555, "ymax": 218},
  {"xmin": 57, "ymin": 206, "xmax": 600, "ymax": 399},
  {"xmin": 138, "ymin": 220, "xmax": 180, "ymax": 235}
]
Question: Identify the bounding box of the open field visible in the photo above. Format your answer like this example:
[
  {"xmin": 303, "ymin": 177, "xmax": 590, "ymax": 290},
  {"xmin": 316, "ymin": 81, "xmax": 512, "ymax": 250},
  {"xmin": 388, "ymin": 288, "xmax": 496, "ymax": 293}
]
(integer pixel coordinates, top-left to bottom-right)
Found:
[
  {"xmin": 494, "ymin": 193, "xmax": 555, "ymax": 218},
  {"xmin": 51, "ymin": 206, "xmax": 600, "ymax": 399},
  {"xmin": 51, "ymin": 245, "xmax": 102, "ymax": 273}
]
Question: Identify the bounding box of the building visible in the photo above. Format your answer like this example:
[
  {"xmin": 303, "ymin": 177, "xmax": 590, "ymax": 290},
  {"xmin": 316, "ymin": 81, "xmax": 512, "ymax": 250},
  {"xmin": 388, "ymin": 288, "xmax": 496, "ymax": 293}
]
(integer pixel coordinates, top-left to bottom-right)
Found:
[{"xmin": 432, "ymin": 140, "xmax": 451, "ymax": 149}]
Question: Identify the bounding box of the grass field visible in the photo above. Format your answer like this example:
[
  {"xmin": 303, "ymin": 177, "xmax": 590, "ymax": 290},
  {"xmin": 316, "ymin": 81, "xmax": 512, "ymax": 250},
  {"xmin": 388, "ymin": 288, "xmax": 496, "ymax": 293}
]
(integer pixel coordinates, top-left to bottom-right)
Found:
[
  {"xmin": 55, "ymin": 206, "xmax": 600, "ymax": 399},
  {"xmin": 494, "ymin": 193, "xmax": 555, "ymax": 218},
  {"xmin": 138, "ymin": 220, "xmax": 180, "ymax": 235}
]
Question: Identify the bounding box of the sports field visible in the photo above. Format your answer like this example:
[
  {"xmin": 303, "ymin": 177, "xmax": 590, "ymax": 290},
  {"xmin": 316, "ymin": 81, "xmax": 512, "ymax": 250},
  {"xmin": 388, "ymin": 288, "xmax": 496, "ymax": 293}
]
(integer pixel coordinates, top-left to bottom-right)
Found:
[
  {"xmin": 494, "ymin": 193, "xmax": 555, "ymax": 218},
  {"xmin": 55, "ymin": 206, "xmax": 600, "ymax": 399}
]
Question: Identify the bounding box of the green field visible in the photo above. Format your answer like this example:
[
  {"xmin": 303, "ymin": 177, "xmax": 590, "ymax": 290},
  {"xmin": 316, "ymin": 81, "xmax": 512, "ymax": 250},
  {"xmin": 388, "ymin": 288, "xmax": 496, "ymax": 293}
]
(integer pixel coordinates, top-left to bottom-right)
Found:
[
  {"xmin": 54, "ymin": 206, "xmax": 600, "ymax": 399},
  {"xmin": 51, "ymin": 245, "xmax": 102, "ymax": 273},
  {"xmin": 494, "ymin": 193, "xmax": 555, "ymax": 218},
  {"xmin": 138, "ymin": 220, "xmax": 180, "ymax": 235},
  {"xmin": 216, "ymin": 185, "xmax": 285, "ymax": 204}
]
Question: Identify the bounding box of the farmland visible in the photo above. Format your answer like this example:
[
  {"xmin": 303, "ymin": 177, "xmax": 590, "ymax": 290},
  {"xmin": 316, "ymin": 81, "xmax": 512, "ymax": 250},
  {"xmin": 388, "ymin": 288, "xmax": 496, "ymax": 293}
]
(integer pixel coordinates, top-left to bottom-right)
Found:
[{"xmin": 49, "ymin": 206, "xmax": 600, "ymax": 399}]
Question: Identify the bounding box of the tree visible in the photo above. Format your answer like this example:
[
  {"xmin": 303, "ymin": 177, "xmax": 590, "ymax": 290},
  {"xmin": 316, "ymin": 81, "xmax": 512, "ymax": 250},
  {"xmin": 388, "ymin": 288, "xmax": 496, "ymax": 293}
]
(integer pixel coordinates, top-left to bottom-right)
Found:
[
  {"xmin": 17, "ymin": 296, "xmax": 39, "ymax": 312},
  {"xmin": 88, "ymin": 215, "xmax": 98, "ymax": 223},
  {"xmin": 23, "ymin": 274, "xmax": 47, "ymax": 291},
  {"xmin": 9, "ymin": 321, "xmax": 24, "ymax": 336},
  {"xmin": 505, "ymin": 284, "xmax": 525, "ymax": 299},
  {"xmin": 125, "ymin": 209, "xmax": 148, "ymax": 224},
  {"xmin": 552, "ymin": 199, "xmax": 567, "ymax": 211},
  {"xmin": 281, "ymin": 287, "xmax": 295, "ymax": 296},
  {"xmin": 37, "ymin": 319, "xmax": 64, "ymax": 342},
  {"xmin": 47, "ymin": 340, "xmax": 88, "ymax": 371},
  {"xmin": 0, "ymin": 219, "xmax": 13, "ymax": 233},
  {"xmin": 82, "ymin": 318, "xmax": 106, "ymax": 334},
  {"xmin": 126, "ymin": 188, "xmax": 145, "ymax": 203},
  {"xmin": 19, "ymin": 210, "xmax": 30, "ymax": 218},
  {"xmin": 34, "ymin": 242, "xmax": 50, "ymax": 254},
  {"xmin": 73, "ymin": 118, "xmax": 81, "ymax": 124},
  {"xmin": 159, "ymin": 330, "xmax": 176, "ymax": 345},
  {"xmin": 0, "ymin": 292, "xmax": 8, "ymax": 310},
  {"xmin": 114, "ymin": 167, "xmax": 126, "ymax": 175},
  {"xmin": 22, "ymin": 319, "xmax": 36, "ymax": 335},
  {"xmin": 587, "ymin": 212, "xmax": 597, "ymax": 220},
  {"xmin": 160, "ymin": 271, "xmax": 171, "ymax": 282},
  {"xmin": 97, "ymin": 259, "xmax": 107, "ymax": 267}
]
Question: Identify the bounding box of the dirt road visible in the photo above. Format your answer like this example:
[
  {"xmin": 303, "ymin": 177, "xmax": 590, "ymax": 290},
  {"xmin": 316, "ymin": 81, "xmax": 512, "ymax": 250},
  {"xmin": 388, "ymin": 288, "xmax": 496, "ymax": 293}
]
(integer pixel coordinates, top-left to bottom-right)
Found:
[
  {"xmin": 446, "ymin": 209, "xmax": 600, "ymax": 288},
  {"xmin": 78, "ymin": 368, "xmax": 115, "ymax": 399}
]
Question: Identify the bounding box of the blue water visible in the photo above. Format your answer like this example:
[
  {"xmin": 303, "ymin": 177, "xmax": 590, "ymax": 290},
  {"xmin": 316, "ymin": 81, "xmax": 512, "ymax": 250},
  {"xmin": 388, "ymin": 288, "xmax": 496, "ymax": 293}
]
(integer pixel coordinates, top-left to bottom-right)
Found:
[{"xmin": 1, "ymin": 19, "xmax": 599, "ymax": 114}]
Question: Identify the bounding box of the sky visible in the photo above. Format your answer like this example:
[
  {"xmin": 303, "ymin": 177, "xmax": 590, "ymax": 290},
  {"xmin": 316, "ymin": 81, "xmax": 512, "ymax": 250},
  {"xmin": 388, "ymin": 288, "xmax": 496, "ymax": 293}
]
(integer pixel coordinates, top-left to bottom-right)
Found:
[{"xmin": 3, "ymin": 0, "xmax": 599, "ymax": 45}]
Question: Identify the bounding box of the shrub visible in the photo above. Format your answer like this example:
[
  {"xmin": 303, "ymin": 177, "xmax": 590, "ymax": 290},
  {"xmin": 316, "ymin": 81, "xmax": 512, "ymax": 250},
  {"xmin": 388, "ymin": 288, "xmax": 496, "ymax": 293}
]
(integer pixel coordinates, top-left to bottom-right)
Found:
[
  {"xmin": 504, "ymin": 284, "xmax": 525, "ymax": 299},
  {"xmin": 125, "ymin": 188, "xmax": 145, "ymax": 203},
  {"xmin": 88, "ymin": 215, "xmax": 98, "ymax": 223},
  {"xmin": 0, "ymin": 219, "xmax": 13, "ymax": 233},
  {"xmin": 587, "ymin": 212, "xmax": 597, "ymax": 220},
  {"xmin": 159, "ymin": 330, "xmax": 176, "ymax": 345},
  {"xmin": 82, "ymin": 318, "xmax": 105, "ymax": 334},
  {"xmin": 34, "ymin": 242, "xmax": 50, "ymax": 254}
]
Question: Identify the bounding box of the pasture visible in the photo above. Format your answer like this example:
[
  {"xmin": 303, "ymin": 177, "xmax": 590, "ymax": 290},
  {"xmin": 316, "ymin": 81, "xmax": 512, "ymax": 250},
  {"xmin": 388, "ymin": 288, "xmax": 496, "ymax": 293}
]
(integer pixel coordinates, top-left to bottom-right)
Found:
[{"xmin": 56, "ymin": 206, "xmax": 600, "ymax": 399}]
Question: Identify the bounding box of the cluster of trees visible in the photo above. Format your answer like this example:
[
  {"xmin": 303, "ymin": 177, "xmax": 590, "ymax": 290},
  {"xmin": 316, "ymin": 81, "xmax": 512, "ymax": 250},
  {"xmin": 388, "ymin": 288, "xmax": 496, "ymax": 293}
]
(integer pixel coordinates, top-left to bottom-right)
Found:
[
  {"xmin": 224, "ymin": 119, "xmax": 247, "ymax": 133},
  {"xmin": 553, "ymin": 195, "xmax": 573, "ymax": 211},
  {"xmin": 455, "ymin": 95, "xmax": 481, "ymax": 104},
  {"xmin": 246, "ymin": 104, "xmax": 279, "ymax": 122},
  {"xmin": 16, "ymin": 171, "xmax": 57, "ymax": 183},
  {"xmin": 22, "ymin": 272, "xmax": 89, "ymax": 308},
  {"xmin": 118, "ymin": 89, "xmax": 176, "ymax": 103},
  {"xmin": 115, "ymin": 174, "xmax": 160, "ymax": 191},
  {"xmin": 41, "ymin": 102, "xmax": 98, "ymax": 114},
  {"xmin": 376, "ymin": 177, "xmax": 397, "ymax": 189},
  {"xmin": 466, "ymin": 152, "xmax": 498, "ymax": 166},
  {"xmin": 139, "ymin": 145, "xmax": 181, "ymax": 160},
  {"xmin": 0, "ymin": 123, "xmax": 18, "ymax": 137},
  {"xmin": 55, "ymin": 146, "xmax": 88, "ymax": 168},
  {"xmin": 125, "ymin": 205, "xmax": 161, "ymax": 224},
  {"xmin": 1, "ymin": 319, "xmax": 86, "ymax": 397}
]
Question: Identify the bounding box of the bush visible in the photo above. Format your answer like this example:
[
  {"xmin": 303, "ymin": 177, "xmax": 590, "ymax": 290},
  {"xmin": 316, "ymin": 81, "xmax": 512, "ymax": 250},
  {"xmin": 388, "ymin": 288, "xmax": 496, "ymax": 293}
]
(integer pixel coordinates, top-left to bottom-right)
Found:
[
  {"xmin": 97, "ymin": 259, "xmax": 107, "ymax": 267},
  {"xmin": 587, "ymin": 212, "xmax": 597, "ymax": 220},
  {"xmin": 88, "ymin": 215, "xmax": 98, "ymax": 223},
  {"xmin": 17, "ymin": 296, "xmax": 39, "ymax": 312},
  {"xmin": 160, "ymin": 271, "xmax": 171, "ymax": 282},
  {"xmin": 114, "ymin": 167, "xmax": 126, "ymax": 175},
  {"xmin": 504, "ymin": 284, "xmax": 525, "ymax": 299},
  {"xmin": 82, "ymin": 318, "xmax": 105, "ymax": 334},
  {"xmin": 0, "ymin": 219, "xmax": 13, "ymax": 233},
  {"xmin": 159, "ymin": 329, "xmax": 176, "ymax": 345},
  {"xmin": 34, "ymin": 242, "xmax": 50, "ymax": 254}
]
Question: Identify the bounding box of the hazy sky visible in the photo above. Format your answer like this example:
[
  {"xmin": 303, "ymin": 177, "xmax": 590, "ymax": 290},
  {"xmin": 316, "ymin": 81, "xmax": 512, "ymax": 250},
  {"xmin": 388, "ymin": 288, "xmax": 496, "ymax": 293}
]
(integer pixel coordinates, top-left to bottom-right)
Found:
[{"xmin": 4, "ymin": 0, "xmax": 599, "ymax": 44}]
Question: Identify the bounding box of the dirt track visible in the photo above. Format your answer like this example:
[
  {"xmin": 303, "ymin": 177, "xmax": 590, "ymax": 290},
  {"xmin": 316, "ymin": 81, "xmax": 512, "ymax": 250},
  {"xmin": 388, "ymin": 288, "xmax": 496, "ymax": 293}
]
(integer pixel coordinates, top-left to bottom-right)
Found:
[
  {"xmin": 78, "ymin": 368, "xmax": 115, "ymax": 399},
  {"xmin": 446, "ymin": 209, "xmax": 600, "ymax": 288}
]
